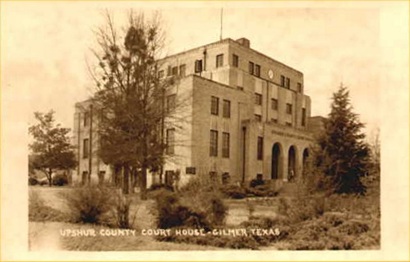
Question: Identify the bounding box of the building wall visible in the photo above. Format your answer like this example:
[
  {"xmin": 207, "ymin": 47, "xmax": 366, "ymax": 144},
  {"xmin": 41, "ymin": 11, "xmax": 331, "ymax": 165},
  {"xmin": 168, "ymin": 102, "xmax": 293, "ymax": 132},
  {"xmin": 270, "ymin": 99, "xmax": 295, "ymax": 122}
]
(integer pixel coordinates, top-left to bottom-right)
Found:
[{"xmin": 73, "ymin": 37, "xmax": 316, "ymax": 188}]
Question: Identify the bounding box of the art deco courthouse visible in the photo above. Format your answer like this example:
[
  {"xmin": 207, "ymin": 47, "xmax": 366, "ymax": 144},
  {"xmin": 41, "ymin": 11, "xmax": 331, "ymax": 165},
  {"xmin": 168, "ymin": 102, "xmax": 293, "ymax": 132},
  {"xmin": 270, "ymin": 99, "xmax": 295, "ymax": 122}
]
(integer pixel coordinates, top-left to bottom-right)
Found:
[{"xmin": 73, "ymin": 38, "xmax": 313, "ymax": 186}]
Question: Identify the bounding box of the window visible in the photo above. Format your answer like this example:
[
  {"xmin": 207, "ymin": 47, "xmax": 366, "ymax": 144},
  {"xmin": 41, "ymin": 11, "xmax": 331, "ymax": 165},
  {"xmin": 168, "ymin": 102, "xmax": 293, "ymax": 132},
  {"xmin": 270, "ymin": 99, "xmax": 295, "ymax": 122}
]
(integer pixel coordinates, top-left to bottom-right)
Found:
[
  {"xmin": 286, "ymin": 122, "xmax": 292, "ymax": 127},
  {"xmin": 158, "ymin": 70, "xmax": 164, "ymax": 79},
  {"xmin": 232, "ymin": 54, "xmax": 239, "ymax": 67},
  {"xmin": 223, "ymin": 99, "xmax": 231, "ymax": 118},
  {"xmin": 302, "ymin": 108, "xmax": 306, "ymax": 127},
  {"xmin": 166, "ymin": 94, "xmax": 176, "ymax": 113},
  {"xmin": 254, "ymin": 114, "xmax": 262, "ymax": 122},
  {"xmin": 297, "ymin": 82, "xmax": 303, "ymax": 93},
  {"xmin": 195, "ymin": 60, "xmax": 203, "ymax": 73},
  {"xmin": 179, "ymin": 64, "xmax": 186, "ymax": 77},
  {"xmin": 286, "ymin": 77, "xmax": 290, "ymax": 88},
  {"xmin": 286, "ymin": 103, "xmax": 292, "ymax": 114},
  {"xmin": 186, "ymin": 167, "xmax": 196, "ymax": 174},
  {"xmin": 255, "ymin": 93, "xmax": 262, "ymax": 105},
  {"xmin": 83, "ymin": 138, "xmax": 89, "ymax": 159},
  {"xmin": 166, "ymin": 128, "xmax": 175, "ymax": 155},
  {"xmin": 84, "ymin": 111, "xmax": 89, "ymax": 126},
  {"xmin": 249, "ymin": 61, "xmax": 254, "ymax": 75},
  {"xmin": 216, "ymin": 54, "xmax": 224, "ymax": 68},
  {"xmin": 172, "ymin": 66, "xmax": 178, "ymax": 76},
  {"xmin": 280, "ymin": 75, "xmax": 285, "ymax": 87},
  {"xmin": 210, "ymin": 130, "xmax": 218, "ymax": 157},
  {"xmin": 222, "ymin": 132, "xmax": 230, "ymax": 158},
  {"xmin": 255, "ymin": 64, "xmax": 261, "ymax": 77},
  {"xmin": 271, "ymin": 118, "xmax": 278, "ymax": 123},
  {"xmin": 257, "ymin": 136, "xmax": 263, "ymax": 160},
  {"xmin": 167, "ymin": 65, "xmax": 172, "ymax": 76},
  {"xmin": 271, "ymin": 98, "xmax": 278, "ymax": 110},
  {"xmin": 211, "ymin": 96, "xmax": 219, "ymax": 115}
]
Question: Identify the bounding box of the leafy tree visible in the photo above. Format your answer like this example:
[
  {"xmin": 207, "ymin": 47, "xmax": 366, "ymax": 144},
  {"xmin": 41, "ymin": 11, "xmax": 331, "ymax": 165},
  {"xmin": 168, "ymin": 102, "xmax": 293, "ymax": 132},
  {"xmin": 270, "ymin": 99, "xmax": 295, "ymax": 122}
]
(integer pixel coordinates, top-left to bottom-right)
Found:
[
  {"xmin": 317, "ymin": 84, "xmax": 369, "ymax": 195},
  {"xmin": 89, "ymin": 11, "xmax": 186, "ymax": 199},
  {"xmin": 29, "ymin": 110, "xmax": 77, "ymax": 186}
]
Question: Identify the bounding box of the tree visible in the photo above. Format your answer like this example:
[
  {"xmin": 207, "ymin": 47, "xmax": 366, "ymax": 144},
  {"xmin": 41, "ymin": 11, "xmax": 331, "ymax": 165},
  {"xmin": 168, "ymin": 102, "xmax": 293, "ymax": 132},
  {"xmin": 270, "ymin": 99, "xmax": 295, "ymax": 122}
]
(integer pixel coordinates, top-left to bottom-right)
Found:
[
  {"xmin": 29, "ymin": 110, "xmax": 77, "ymax": 186},
  {"xmin": 317, "ymin": 84, "xmax": 369, "ymax": 195},
  {"xmin": 90, "ymin": 11, "xmax": 186, "ymax": 199}
]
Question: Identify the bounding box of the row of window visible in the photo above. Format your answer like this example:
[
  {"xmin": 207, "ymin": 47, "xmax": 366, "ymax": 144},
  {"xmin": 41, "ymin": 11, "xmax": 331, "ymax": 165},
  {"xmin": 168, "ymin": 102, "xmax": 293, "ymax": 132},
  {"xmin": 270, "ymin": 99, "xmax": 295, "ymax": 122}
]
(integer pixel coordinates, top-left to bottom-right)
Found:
[
  {"xmin": 210, "ymin": 130, "xmax": 230, "ymax": 158},
  {"xmin": 254, "ymin": 93, "xmax": 292, "ymax": 114},
  {"xmin": 211, "ymin": 96, "xmax": 231, "ymax": 118}
]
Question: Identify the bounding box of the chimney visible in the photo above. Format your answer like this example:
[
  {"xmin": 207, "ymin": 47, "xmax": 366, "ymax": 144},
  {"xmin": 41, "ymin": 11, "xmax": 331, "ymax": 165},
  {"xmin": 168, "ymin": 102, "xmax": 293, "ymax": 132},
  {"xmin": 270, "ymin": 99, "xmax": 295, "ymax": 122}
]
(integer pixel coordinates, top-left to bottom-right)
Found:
[{"xmin": 236, "ymin": 38, "xmax": 250, "ymax": 48}]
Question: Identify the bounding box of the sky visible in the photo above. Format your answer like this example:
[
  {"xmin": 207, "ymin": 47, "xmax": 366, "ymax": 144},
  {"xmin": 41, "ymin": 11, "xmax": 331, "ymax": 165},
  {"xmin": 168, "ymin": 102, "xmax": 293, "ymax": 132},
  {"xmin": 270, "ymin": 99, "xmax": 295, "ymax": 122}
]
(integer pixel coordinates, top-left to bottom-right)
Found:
[{"xmin": 1, "ymin": 1, "xmax": 408, "ymax": 139}]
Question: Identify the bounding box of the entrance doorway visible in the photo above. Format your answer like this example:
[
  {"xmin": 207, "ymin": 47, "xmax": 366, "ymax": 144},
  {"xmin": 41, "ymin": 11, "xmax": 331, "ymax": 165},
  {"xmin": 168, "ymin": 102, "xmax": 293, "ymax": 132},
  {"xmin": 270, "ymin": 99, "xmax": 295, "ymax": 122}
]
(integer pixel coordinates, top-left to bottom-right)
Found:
[
  {"xmin": 288, "ymin": 146, "xmax": 296, "ymax": 181},
  {"xmin": 271, "ymin": 143, "xmax": 281, "ymax": 179}
]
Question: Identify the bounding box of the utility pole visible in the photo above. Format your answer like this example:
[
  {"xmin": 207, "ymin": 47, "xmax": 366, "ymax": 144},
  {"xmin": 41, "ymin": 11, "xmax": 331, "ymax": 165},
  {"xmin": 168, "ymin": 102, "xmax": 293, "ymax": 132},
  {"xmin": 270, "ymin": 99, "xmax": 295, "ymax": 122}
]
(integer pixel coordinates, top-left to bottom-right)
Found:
[{"xmin": 220, "ymin": 8, "xmax": 223, "ymax": 41}]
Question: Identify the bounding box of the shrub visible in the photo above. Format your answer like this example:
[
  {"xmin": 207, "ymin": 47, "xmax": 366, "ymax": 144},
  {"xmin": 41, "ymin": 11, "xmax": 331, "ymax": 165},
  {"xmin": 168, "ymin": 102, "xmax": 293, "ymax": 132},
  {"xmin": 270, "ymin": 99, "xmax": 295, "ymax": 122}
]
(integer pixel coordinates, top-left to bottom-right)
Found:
[
  {"xmin": 220, "ymin": 184, "xmax": 247, "ymax": 199},
  {"xmin": 249, "ymin": 177, "xmax": 265, "ymax": 188},
  {"xmin": 29, "ymin": 177, "xmax": 38, "ymax": 186},
  {"xmin": 52, "ymin": 173, "xmax": 68, "ymax": 186},
  {"xmin": 246, "ymin": 184, "xmax": 278, "ymax": 197},
  {"xmin": 149, "ymin": 183, "xmax": 173, "ymax": 192},
  {"xmin": 108, "ymin": 193, "xmax": 138, "ymax": 229},
  {"xmin": 154, "ymin": 189, "xmax": 211, "ymax": 230},
  {"xmin": 62, "ymin": 186, "xmax": 114, "ymax": 225},
  {"xmin": 154, "ymin": 178, "xmax": 228, "ymax": 230}
]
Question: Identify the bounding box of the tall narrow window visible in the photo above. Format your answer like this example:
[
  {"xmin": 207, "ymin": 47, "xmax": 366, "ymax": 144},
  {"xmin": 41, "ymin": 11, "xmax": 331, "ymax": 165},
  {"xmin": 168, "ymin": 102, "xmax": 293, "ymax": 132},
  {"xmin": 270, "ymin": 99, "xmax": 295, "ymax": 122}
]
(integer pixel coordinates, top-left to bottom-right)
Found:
[
  {"xmin": 210, "ymin": 130, "xmax": 218, "ymax": 157},
  {"xmin": 223, "ymin": 99, "xmax": 231, "ymax": 118},
  {"xmin": 254, "ymin": 93, "xmax": 262, "ymax": 105},
  {"xmin": 255, "ymin": 64, "xmax": 261, "ymax": 77},
  {"xmin": 167, "ymin": 65, "xmax": 172, "ymax": 76},
  {"xmin": 249, "ymin": 61, "xmax": 254, "ymax": 75},
  {"xmin": 302, "ymin": 108, "xmax": 306, "ymax": 127},
  {"xmin": 84, "ymin": 111, "xmax": 89, "ymax": 126},
  {"xmin": 257, "ymin": 136, "xmax": 263, "ymax": 160},
  {"xmin": 83, "ymin": 138, "xmax": 89, "ymax": 159},
  {"xmin": 211, "ymin": 96, "xmax": 219, "ymax": 115},
  {"xmin": 286, "ymin": 77, "xmax": 290, "ymax": 88},
  {"xmin": 297, "ymin": 82, "xmax": 302, "ymax": 93},
  {"xmin": 172, "ymin": 66, "xmax": 178, "ymax": 76},
  {"xmin": 286, "ymin": 103, "xmax": 293, "ymax": 114},
  {"xmin": 280, "ymin": 75, "xmax": 285, "ymax": 87},
  {"xmin": 232, "ymin": 54, "xmax": 239, "ymax": 67},
  {"xmin": 166, "ymin": 128, "xmax": 175, "ymax": 155},
  {"xmin": 179, "ymin": 64, "xmax": 186, "ymax": 77},
  {"xmin": 216, "ymin": 54, "xmax": 224, "ymax": 68},
  {"xmin": 166, "ymin": 94, "xmax": 176, "ymax": 113},
  {"xmin": 271, "ymin": 98, "xmax": 278, "ymax": 110},
  {"xmin": 222, "ymin": 132, "xmax": 230, "ymax": 158},
  {"xmin": 195, "ymin": 60, "xmax": 203, "ymax": 73}
]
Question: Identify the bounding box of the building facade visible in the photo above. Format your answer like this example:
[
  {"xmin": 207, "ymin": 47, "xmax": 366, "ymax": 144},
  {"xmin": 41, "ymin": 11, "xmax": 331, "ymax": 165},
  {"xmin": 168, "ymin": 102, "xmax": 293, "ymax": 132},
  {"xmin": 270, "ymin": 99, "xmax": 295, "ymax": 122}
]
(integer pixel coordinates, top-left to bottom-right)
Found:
[{"xmin": 73, "ymin": 37, "xmax": 315, "ymax": 187}]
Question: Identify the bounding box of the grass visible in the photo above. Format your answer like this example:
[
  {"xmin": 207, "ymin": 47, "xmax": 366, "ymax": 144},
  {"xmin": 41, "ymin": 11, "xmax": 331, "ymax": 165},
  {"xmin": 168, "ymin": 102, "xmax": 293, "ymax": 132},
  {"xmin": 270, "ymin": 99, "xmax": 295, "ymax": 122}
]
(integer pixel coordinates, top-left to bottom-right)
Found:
[{"xmin": 28, "ymin": 176, "xmax": 380, "ymax": 251}]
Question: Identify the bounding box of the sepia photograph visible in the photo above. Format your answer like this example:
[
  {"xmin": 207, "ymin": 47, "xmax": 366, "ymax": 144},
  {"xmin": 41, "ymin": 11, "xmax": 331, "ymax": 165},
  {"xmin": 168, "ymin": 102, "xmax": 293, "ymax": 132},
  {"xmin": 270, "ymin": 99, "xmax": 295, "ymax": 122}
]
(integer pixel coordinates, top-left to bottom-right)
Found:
[{"xmin": 1, "ymin": 1, "xmax": 409, "ymax": 261}]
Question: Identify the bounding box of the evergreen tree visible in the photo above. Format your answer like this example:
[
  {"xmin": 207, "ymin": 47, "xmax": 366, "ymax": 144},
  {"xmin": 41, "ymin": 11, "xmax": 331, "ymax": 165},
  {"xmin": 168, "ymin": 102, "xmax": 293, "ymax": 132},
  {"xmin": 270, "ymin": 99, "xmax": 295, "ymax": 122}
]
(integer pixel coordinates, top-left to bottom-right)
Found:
[{"xmin": 318, "ymin": 84, "xmax": 369, "ymax": 195}]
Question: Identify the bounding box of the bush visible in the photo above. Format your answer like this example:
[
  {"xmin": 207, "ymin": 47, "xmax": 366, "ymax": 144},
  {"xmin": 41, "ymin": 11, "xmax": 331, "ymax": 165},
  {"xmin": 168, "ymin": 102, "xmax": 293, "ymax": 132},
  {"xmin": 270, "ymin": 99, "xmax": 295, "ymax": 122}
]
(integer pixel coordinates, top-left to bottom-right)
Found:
[
  {"xmin": 249, "ymin": 177, "xmax": 265, "ymax": 188},
  {"xmin": 29, "ymin": 177, "xmax": 38, "ymax": 186},
  {"xmin": 52, "ymin": 174, "xmax": 68, "ymax": 186},
  {"xmin": 149, "ymin": 183, "xmax": 173, "ymax": 192},
  {"xmin": 154, "ymin": 176, "xmax": 228, "ymax": 230},
  {"xmin": 220, "ymin": 184, "xmax": 247, "ymax": 199},
  {"xmin": 246, "ymin": 184, "xmax": 278, "ymax": 197},
  {"xmin": 62, "ymin": 186, "xmax": 114, "ymax": 225},
  {"xmin": 154, "ymin": 189, "xmax": 211, "ymax": 230}
]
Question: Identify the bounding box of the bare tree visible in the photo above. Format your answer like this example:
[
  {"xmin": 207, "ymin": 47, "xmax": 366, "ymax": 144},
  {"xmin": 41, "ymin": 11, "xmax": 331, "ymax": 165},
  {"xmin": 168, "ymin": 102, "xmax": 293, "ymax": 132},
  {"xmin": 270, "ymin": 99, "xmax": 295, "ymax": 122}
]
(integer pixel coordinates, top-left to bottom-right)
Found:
[{"xmin": 89, "ymin": 11, "xmax": 188, "ymax": 199}]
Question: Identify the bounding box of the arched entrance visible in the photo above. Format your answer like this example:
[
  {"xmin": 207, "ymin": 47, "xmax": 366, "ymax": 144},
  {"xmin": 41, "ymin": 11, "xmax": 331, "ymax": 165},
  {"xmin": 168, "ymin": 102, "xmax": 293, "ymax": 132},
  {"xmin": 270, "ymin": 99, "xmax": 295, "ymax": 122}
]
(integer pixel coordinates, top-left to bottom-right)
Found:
[
  {"xmin": 288, "ymin": 146, "xmax": 296, "ymax": 181},
  {"xmin": 271, "ymin": 143, "xmax": 281, "ymax": 179}
]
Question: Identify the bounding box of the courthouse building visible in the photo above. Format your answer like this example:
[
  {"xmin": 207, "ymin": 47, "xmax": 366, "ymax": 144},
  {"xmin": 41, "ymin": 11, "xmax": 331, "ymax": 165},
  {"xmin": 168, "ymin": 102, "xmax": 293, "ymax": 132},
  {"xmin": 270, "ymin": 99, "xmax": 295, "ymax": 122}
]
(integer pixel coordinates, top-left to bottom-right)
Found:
[{"xmin": 73, "ymin": 37, "xmax": 316, "ymax": 187}]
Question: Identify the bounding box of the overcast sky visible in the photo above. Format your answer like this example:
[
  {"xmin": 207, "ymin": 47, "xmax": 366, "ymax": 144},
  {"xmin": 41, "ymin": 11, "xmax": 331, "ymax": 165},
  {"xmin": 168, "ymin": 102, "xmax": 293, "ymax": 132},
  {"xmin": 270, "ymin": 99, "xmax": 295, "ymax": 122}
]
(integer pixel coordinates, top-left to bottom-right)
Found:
[{"xmin": 1, "ymin": 1, "xmax": 408, "ymax": 139}]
